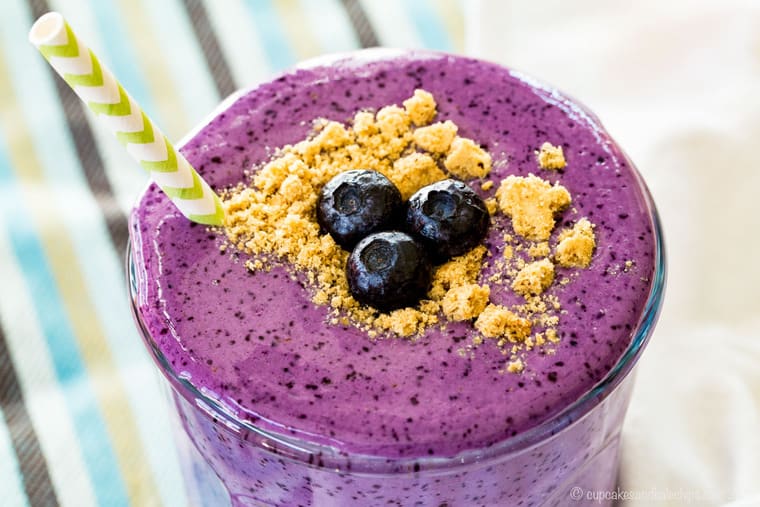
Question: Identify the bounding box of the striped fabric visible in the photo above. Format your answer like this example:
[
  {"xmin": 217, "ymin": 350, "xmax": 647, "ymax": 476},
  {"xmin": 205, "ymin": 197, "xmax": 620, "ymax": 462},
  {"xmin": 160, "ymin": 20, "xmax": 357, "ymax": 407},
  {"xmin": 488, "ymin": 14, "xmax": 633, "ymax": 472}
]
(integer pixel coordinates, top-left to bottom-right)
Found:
[{"xmin": 0, "ymin": 1, "xmax": 463, "ymax": 506}]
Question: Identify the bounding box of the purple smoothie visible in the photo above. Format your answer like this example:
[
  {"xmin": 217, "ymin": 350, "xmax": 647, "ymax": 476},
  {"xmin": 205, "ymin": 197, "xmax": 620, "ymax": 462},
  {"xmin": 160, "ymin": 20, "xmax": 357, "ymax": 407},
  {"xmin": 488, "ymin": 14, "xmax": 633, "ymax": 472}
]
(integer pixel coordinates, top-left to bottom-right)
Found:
[{"xmin": 130, "ymin": 50, "xmax": 663, "ymax": 506}]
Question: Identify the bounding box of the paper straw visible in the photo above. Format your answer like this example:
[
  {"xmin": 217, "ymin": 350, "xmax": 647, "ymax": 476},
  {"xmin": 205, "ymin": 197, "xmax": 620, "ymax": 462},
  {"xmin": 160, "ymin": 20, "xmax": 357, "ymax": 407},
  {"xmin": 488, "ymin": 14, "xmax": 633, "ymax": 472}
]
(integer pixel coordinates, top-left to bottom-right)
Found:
[{"xmin": 28, "ymin": 12, "xmax": 225, "ymax": 226}]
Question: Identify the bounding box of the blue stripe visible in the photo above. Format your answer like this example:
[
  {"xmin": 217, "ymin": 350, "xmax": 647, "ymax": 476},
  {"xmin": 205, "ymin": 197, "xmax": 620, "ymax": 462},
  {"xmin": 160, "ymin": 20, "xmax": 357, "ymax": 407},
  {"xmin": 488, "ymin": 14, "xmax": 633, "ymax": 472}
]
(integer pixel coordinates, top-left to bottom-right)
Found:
[
  {"xmin": 242, "ymin": 0, "xmax": 297, "ymax": 71},
  {"xmin": 87, "ymin": 0, "xmax": 161, "ymax": 122},
  {"xmin": 0, "ymin": 146, "xmax": 130, "ymax": 507},
  {"xmin": 408, "ymin": 0, "xmax": 453, "ymax": 51}
]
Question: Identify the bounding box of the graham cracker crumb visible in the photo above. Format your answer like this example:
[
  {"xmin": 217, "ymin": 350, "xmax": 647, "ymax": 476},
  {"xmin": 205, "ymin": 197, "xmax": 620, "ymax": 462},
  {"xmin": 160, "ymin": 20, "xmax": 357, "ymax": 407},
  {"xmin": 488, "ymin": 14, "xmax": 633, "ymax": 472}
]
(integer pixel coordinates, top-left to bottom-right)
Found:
[
  {"xmin": 403, "ymin": 89, "xmax": 437, "ymax": 126},
  {"xmin": 511, "ymin": 259, "xmax": 555, "ymax": 297},
  {"xmin": 444, "ymin": 137, "xmax": 492, "ymax": 179},
  {"xmin": 502, "ymin": 245, "xmax": 513, "ymax": 260},
  {"xmin": 537, "ymin": 142, "xmax": 566, "ymax": 170},
  {"xmin": 245, "ymin": 259, "xmax": 264, "ymax": 271},
  {"xmin": 376, "ymin": 105, "xmax": 410, "ymax": 137},
  {"xmin": 375, "ymin": 307, "xmax": 434, "ymax": 337},
  {"xmin": 555, "ymin": 218, "xmax": 596, "ymax": 268},
  {"xmin": 507, "ymin": 358, "xmax": 524, "ymax": 373},
  {"xmin": 428, "ymin": 245, "xmax": 486, "ymax": 300},
  {"xmin": 528, "ymin": 242, "xmax": 550, "ymax": 258},
  {"xmin": 624, "ymin": 260, "xmax": 635, "ymax": 272},
  {"xmin": 481, "ymin": 180, "xmax": 494, "ymax": 191},
  {"xmin": 352, "ymin": 111, "xmax": 378, "ymax": 137},
  {"xmin": 475, "ymin": 304, "xmax": 531, "ymax": 341},
  {"xmin": 495, "ymin": 174, "xmax": 571, "ymax": 241},
  {"xmin": 413, "ymin": 120, "xmax": 458, "ymax": 153},
  {"xmin": 441, "ymin": 284, "xmax": 490, "ymax": 321},
  {"xmin": 390, "ymin": 153, "xmax": 447, "ymax": 200},
  {"xmin": 485, "ymin": 197, "xmax": 498, "ymax": 215}
]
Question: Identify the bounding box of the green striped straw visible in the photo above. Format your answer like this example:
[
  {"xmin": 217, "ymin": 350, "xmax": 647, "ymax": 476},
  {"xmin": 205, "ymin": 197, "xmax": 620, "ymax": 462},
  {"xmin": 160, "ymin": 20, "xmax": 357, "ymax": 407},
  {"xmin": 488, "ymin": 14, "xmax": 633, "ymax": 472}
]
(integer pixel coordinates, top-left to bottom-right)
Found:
[{"xmin": 28, "ymin": 12, "xmax": 225, "ymax": 226}]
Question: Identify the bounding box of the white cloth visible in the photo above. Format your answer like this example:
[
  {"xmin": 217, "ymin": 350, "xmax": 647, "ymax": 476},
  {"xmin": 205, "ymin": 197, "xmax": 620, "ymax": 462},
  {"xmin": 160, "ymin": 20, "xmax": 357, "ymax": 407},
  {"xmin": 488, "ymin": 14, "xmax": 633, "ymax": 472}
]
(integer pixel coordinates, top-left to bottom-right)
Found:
[{"xmin": 467, "ymin": 2, "xmax": 760, "ymax": 505}]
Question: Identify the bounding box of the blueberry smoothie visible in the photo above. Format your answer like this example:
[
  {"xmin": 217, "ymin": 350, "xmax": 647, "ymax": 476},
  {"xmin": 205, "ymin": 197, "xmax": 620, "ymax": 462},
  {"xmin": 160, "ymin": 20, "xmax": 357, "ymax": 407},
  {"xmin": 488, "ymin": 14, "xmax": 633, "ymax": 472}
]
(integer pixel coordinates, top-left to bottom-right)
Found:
[{"xmin": 129, "ymin": 50, "xmax": 664, "ymax": 506}]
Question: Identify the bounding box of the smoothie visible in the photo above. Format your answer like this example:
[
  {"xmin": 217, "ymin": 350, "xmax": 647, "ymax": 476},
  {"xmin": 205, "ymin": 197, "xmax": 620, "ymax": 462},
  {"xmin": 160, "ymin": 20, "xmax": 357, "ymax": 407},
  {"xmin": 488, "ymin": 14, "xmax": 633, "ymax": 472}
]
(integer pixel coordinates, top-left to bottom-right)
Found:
[{"xmin": 129, "ymin": 50, "xmax": 664, "ymax": 506}]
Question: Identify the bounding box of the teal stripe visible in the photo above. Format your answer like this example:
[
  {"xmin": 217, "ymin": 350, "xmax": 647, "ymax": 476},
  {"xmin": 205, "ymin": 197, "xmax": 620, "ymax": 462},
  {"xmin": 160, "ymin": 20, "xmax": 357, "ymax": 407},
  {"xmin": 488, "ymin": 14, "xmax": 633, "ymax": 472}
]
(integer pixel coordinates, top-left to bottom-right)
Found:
[
  {"xmin": 0, "ymin": 145, "xmax": 129, "ymax": 507},
  {"xmin": 408, "ymin": 0, "xmax": 454, "ymax": 51},
  {"xmin": 0, "ymin": 408, "xmax": 30, "ymax": 507},
  {"xmin": 87, "ymin": 0, "xmax": 162, "ymax": 123},
  {"xmin": 242, "ymin": 0, "xmax": 297, "ymax": 70}
]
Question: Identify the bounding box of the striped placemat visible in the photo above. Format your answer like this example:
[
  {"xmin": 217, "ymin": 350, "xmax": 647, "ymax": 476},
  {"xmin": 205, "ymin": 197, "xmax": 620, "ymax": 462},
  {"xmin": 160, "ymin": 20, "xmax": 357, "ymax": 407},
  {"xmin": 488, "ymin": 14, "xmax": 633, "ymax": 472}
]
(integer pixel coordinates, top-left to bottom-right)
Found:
[{"xmin": 0, "ymin": 1, "xmax": 463, "ymax": 505}]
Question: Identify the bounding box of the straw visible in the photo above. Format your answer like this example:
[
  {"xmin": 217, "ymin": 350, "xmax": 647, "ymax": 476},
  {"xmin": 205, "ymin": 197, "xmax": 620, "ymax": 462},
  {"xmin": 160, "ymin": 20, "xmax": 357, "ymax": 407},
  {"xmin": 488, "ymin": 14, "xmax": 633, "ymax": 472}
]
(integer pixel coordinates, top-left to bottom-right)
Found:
[{"xmin": 28, "ymin": 12, "xmax": 225, "ymax": 227}]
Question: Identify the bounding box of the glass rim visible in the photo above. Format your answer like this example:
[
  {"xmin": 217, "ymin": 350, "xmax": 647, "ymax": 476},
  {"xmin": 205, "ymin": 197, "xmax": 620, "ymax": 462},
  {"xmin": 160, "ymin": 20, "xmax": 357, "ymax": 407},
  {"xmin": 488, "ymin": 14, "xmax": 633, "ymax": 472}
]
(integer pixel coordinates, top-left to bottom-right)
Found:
[{"xmin": 127, "ymin": 50, "xmax": 667, "ymax": 475}]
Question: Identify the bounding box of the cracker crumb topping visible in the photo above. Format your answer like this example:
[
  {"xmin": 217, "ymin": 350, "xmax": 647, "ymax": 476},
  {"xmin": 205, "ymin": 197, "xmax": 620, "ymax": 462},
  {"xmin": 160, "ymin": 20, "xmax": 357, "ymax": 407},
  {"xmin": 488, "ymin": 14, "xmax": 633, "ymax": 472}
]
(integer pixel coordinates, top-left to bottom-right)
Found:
[
  {"xmin": 428, "ymin": 246, "xmax": 486, "ymax": 300},
  {"xmin": 536, "ymin": 142, "xmax": 566, "ymax": 170},
  {"xmin": 507, "ymin": 358, "xmax": 525, "ymax": 373},
  {"xmin": 555, "ymin": 218, "xmax": 596, "ymax": 268},
  {"xmin": 528, "ymin": 242, "xmax": 550, "ymax": 258},
  {"xmin": 444, "ymin": 137, "xmax": 492, "ymax": 179},
  {"xmin": 413, "ymin": 120, "xmax": 458, "ymax": 153},
  {"xmin": 495, "ymin": 174, "xmax": 571, "ymax": 241},
  {"xmin": 403, "ymin": 89, "xmax": 437, "ymax": 126},
  {"xmin": 391, "ymin": 153, "xmax": 447, "ymax": 200},
  {"xmin": 376, "ymin": 105, "xmax": 410, "ymax": 137},
  {"xmin": 475, "ymin": 304, "xmax": 531, "ymax": 341},
  {"xmin": 511, "ymin": 259, "xmax": 555, "ymax": 297},
  {"xmin": 484, "ymin": 197, "xmax": 498, "ymax": 216},
  {"xmin": 442, "ymin": 284, "xmax": 490, "ymax": 321}
]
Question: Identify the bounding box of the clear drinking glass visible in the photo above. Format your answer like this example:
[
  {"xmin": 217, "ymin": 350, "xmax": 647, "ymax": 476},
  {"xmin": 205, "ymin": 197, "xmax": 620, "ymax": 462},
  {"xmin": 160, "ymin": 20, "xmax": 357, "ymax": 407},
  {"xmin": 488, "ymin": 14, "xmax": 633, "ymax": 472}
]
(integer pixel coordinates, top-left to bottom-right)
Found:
[{"xmin": 127, "ymin": 50, "xmax": 666, "ymax": 507}]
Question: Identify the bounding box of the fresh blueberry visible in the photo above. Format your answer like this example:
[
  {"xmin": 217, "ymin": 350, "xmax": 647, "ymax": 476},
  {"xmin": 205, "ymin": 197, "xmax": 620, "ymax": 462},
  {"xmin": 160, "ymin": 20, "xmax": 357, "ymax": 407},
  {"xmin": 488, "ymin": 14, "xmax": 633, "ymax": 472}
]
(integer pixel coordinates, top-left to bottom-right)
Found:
[
  {"xmin": 347, "ymin": 231, "xmax": 432, "ymax": 311},
  {"xmin": 406, "ymin": 179, "xmax": 489, "ymax": 262},
  {"xmin": 317, "ymin": 170, "xmax": 402, "ymax": 250}
]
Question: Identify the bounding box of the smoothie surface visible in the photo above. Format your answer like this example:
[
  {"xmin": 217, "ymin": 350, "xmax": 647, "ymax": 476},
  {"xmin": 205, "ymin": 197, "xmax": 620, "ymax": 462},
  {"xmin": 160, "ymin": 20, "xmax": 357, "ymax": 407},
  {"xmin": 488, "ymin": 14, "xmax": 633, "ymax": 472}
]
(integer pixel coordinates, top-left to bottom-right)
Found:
[{"xmin": 131, "ymin": 51, "xmax": 656, "ymax": 458}]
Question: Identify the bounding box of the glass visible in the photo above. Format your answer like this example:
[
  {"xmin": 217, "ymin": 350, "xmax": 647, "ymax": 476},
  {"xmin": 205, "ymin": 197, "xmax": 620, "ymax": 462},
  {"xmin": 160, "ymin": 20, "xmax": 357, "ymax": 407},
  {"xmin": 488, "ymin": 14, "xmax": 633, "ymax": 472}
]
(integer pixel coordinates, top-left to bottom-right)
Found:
[{"xmin": 127, "ymin": 50, "xmax": 666, "ymax": 507}]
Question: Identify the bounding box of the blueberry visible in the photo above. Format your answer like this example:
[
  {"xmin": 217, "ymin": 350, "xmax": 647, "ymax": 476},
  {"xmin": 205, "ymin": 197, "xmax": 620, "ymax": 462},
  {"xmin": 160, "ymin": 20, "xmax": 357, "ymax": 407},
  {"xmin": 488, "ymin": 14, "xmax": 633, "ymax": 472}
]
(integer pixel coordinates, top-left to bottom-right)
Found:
[
  {"xmin": 406, "ymin": 179, "xmax": 489, "ymax": 262},
  {"xmin": 317, "ymin": 170, "xmax": 402, "ymax": 249},
  {"xmin": 347, "ymin": 232, "xmax": 432, "ymax": 311}
]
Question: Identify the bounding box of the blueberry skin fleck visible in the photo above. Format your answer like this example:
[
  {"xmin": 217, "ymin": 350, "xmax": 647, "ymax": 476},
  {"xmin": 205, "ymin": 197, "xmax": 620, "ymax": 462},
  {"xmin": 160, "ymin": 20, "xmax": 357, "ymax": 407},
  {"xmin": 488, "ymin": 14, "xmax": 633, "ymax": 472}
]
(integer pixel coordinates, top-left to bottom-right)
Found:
[
  {"xmin": 346, "ymin": 231, "xmax": 432, "ymax": 311},
  {"xmin": 405, "ymin": 179, "xmax": 489, "ymax": 262},
  {"xmin": 317, "ymin": 170, "xmax": 403, "ymax": 250}
]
